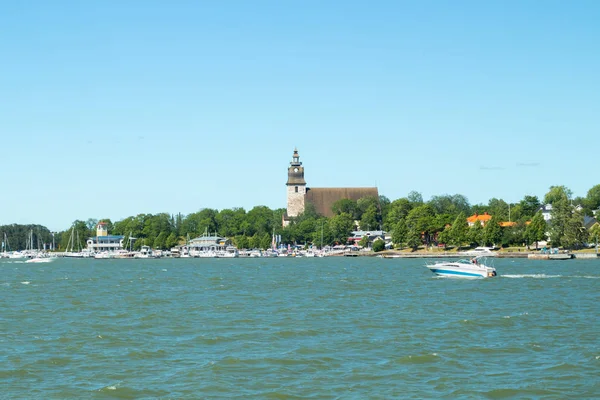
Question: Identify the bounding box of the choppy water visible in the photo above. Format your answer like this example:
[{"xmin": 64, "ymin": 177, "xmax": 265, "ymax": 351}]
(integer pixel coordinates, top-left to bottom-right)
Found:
[{"xmin": 2, "ymin": 257, "xmax": 599, "ymax": 399}]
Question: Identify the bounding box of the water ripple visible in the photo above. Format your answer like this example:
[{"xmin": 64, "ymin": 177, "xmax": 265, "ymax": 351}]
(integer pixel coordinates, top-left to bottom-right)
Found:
[{"xmin": 2, "ymin": 257, "xmax": 598, "ymax": 398}]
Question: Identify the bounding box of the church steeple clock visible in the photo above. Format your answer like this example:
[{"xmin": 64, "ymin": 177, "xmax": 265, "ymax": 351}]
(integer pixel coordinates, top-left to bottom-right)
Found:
[{"xmin": 286, "ymin": 148, "xmax": 306, "ymax": 218}]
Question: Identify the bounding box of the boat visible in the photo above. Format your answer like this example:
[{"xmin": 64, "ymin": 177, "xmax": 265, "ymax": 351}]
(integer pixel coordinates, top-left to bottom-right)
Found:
[
  {"xmin": 26, "ymin": 256, "xmax": 54, "ymax": 263},
  {"xmin": 460, "ymin": 246, "xmax": 497, "ymax": 257},
  {"xmin": 426, "ymin": 257, "xmax": 497, "ymax": 278},
  {"xmin": 134, "ymin": 245, "xmax": 155, "ymax": 259},
  {"xmin": 63, "ymin": 226, "xmax": 86, "ymax": 258}
]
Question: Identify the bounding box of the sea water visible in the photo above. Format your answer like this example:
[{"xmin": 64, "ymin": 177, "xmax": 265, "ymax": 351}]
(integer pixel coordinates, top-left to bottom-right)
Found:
[{"xmin": 2, "ymin": 257, "xmax": 599, "ymax": 399}]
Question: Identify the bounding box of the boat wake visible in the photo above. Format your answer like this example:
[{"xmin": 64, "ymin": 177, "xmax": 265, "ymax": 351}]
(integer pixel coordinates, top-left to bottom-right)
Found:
[{"xmin": 502, "ymin": 274, "xmax": 599, "ymax": 279}]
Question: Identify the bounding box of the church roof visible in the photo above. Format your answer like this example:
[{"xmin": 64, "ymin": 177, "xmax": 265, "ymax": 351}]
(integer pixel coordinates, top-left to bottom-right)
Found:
[{"xmin": 305, "ymin": 187, "xmax": 379, "ymax": 217}]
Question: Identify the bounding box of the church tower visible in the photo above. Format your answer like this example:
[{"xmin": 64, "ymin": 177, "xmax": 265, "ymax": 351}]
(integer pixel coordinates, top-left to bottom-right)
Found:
[{"xmin": 286, "ymin": 148, "xmax": 306, "ymax": 218}]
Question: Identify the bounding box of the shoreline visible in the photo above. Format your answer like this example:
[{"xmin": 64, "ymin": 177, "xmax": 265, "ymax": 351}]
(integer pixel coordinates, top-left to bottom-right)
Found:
[{"xmin": 333, "ymin": 250, "xmax": 599, "ymax": 259}]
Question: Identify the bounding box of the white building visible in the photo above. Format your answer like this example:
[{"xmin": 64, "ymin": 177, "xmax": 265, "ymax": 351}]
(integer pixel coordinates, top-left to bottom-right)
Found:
[{"xmin": 86, "ymin": 222, "xmax": 125, "ymax": 252}]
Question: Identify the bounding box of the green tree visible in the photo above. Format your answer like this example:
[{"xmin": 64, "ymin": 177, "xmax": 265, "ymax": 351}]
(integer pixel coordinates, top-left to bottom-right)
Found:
[
  {"xmin": 329, "ymin": 212, "xmax": 354, "ymax": 244},
  {"xmin": 153, "ymin": 231, "xmax": 167, "ymax": 249},
  {"xmin": 259, "ymin": 233, "xmax": 272, "ymax": 250},
  {"xmin": 548, "ymin": 194, "xmax": 572, "ymax": 246},
  {"xmin": 428, "ymin": 194, "xmax": 470, "ymax": 218},
  {"xmin": 379, "ymin": 195, "xmax": 391, "ymax": 225},
  {"xmin": 524, "ymin": 212, "xmax": 547, "ymax": 249},
  {"xmin": 588, "ymin": 224, "xmax": 600, "ymax": 250},
  {"xmin": 449, "ymin": 212, "xmax": 469, "ymax": 250},
  {"xmin": 402, "ymin": 204, "xmax": 436, "ymax": 250},
  {"xmin": 359, "ymin": 204, "xmax": 379, "ymax": 231},
  {"xmin": 562, "ymin": 209, "xmax": 588, "ymax": 250},
  {"xmin": 1, "ymin": 224, "xmax": 53, "ymax": 251},
  {"xmin": 405, "ymin": 204, "xmax": 436, "ymax": 246},
  {"xmin": 311, "ymin": 219, "xmax": 333, "ymax": 247},
  {"xmin": 234, "ymin": 235, "xmax": 250, "ymax": 250},
  {"xmin": 436, "ymin": 225, "xmax": 452, "ymax": 249},
  {"xmin": 356, "ymin": 196, "xmax": 380, "ymax": 224},
  {"xmin": 519, "ymin": 195, "xmax": 542, "ymax": 220},
  {"xmin": 585, "ymin": 184, "xmax": 600, "ymax": 212},
  {"xmin": 468, "ymin": 221, "xmax": 484, "ymax": 246},
  {"xmin": 391, "ymin": 220, "xmax": 408, "ymax": 249},
  {"xmin": 331, "ymin": 199, "xmax": 358, "ymax": 218},
  {"xmin": 483, "ymin": 215, "xmax": 503, "ymax": 247},
  {"xmin": 184, "ymin": 208, "xmax": 218, "ymax": 237},
  {"xmin": 216, "ymin": 207, "xmax": 247, "ymax": 237},
  {"xmin": 407, "ymin": 191, "xmax": 423, "ymax": 205},
  {"xmin": 165, "ymin": 232, "xmax": 179, "ymax": 249},
  {"xmin": 406, "ymin": 226, "xmax": 422, "ymax": 250},
  {"xmin": 248, "ymin": 234, "xmax": 260, "ymax": 249},
  {"xmin": 488, "ymin": 198, "xmax": 509, "ymax": 221},
  {"xmin": 372, "ymin": 239, "xmax": 385, "ymax": 252},
  {"xmin": 432, "ymin": 214, "xmax": 453, "ymax": 239},
  {"xmin": 544, "ymin": 185, "xmax": 572, "ymax": 205},
  {"xmin": 501, "ymin": 224, "xmax": 525, "ymax": 248},
  {"xmin": 174, "ymin": 212, "xmax": 184, "ymax": 236},
  {"xmin": 384, "ymin": 198, "xmax": 412, "ymax": 231},
  {"xmin": 294, "ymin": 218, "xmax": 318, "ymax": 244}
]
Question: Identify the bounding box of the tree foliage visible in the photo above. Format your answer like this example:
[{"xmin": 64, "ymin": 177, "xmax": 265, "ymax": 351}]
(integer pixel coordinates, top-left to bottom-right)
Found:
[
  {"xmin": 449, "ymin": 212, "xmax": 469, "ymax": 250},
  {"xmin": 468, "ymin": 221, "xmax": 484, "ymax": 246},
  {"xmin": 483, "ymin": 215, "xmax": 503, "ymax": 247},
  {"xmin": 561, "ymin": 209, "xmax": 588, "ymax": 250},
  {"xmin": 544, "ymin": 186, "xmax": 572, "ymax": 205},
  {"xmin": 524, "ymin": 212, "xmax": 547, "ymax": 248},
  {"xmin": 391, "ymin": 220, "xmax": 408, "ymax": 249},
  {"xmin": 372, "ymin": 239, "xmax": 385, "ymax": 252},
  {"xmin": 428, "ymin": 194, "xmax": 470, "ymax": 218}
]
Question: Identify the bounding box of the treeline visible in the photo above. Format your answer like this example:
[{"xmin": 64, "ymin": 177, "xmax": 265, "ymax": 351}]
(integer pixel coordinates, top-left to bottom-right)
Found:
[
  {"xmin": 2, "ymin": 184, "xmax": 599, "ymax": 251},
  {"xmin": 0, "ymin": 224, "xmax": 54, "ymax": 251}
]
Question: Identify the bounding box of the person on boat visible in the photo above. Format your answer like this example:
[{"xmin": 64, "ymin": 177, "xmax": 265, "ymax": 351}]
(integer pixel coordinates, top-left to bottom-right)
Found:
[{"xmin": 471, "ymin": 257, "xmax": 477, "ymax": 265}]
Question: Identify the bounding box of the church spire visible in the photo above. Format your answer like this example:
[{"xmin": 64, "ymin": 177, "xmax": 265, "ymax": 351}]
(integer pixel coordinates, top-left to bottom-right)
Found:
[{"xmin": 287, "ymin": 148, "xmax": 305, "ymax": 185}]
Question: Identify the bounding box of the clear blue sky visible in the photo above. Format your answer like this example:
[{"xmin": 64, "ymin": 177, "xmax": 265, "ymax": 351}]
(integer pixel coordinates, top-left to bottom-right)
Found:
[{"xmin": 1, "ymin": 1, "xmax": 598, "ymax": 232}]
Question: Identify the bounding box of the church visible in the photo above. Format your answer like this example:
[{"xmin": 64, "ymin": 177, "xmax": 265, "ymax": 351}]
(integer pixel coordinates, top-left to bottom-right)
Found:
[{"xmin": 283, "ymin": 148, "xmax": 379, "ymax": 226}]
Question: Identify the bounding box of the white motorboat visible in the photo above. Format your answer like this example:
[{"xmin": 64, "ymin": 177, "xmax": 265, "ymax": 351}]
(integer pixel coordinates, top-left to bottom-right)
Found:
[
  {"xmin": 26, "ymin": 257, "xmax": 54, "ymax": 263},
  {"xmin": 460, "ymin": 246, "xmax": 497, "ymax": 257},
  {"xmin": 426, "ymin": 257, "xmax": 497, "ymax": 278},
  {"xmin": 134, "ymin": 245, "xmax": 155, "ymax": 259}
]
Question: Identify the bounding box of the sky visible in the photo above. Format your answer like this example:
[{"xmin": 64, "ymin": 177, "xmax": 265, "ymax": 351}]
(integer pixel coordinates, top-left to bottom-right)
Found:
[{"xmin": 1, "ymin": 0, "xmax": 599, "ymax": 232}]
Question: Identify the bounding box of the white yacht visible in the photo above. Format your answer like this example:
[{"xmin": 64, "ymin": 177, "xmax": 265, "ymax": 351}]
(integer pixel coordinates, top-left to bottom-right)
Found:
[{"xmin": 134, "ymin": 245, "xmax": 154, "ymax": 259}]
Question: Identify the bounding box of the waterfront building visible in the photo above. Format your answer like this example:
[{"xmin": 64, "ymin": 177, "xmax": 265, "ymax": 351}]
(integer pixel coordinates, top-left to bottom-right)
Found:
[
  {"xmin": 283, "ymin": 148, "xmax": 379, "ymax": 226},
  {"xmin": 86, "ymin": 222, "xmax": 125, "ymax": 252},
  {"xmin": 347, "ymin": 230, "xmax": 387, "ymax": 245},
  {"xmin": 185, "ymin": 232, "xmax": 239, "ymax": 257},
  {"xmin": 467, "ymin": 212, "xmax": 492, "ymax": 227}
]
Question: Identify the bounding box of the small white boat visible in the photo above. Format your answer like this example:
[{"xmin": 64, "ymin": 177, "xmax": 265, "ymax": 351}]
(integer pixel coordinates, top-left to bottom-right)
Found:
[
  {"xmin": 460, "ymin": 246, "xmax": 497, "ymax": 257},
  {"xmin": 26, "ymin": 257, "xmax": 54, "ymax": 263},
  {"xmin": 426, "ymin": 257, "xmax": 497, "ymax": 278}
]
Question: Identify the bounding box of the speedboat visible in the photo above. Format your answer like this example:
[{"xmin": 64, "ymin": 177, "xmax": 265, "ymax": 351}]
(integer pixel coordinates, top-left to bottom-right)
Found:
[
  {"xmin": 26, "ymin": 257, "xmax": 54, "ymax": 263},
  {"xmin": 426, "ymin": 257, "xmax": 497, "ymax": 278}
]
